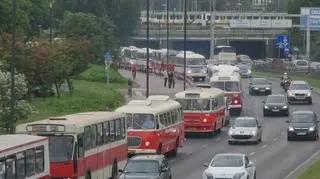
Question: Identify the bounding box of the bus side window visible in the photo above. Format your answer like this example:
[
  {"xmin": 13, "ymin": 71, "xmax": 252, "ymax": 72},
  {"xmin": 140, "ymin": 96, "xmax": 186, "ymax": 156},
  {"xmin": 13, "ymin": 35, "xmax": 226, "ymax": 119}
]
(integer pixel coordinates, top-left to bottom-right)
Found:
[
  {"xmin": 77, "ymin": 134, "xmax": 84, "ymax": 158},
  {"xmin": 35, "ymin": 146, "xmax": 44, "ymax": 174},
  {"xmin": 171, "ymin": 110, "xmax": 177, "ymax": 124},
  {"xmin": 121, "ymin": 117, "xmax": 126, "ymax": 139},
  {"xmin": 6, "ymin": 157, "xmax": 15, "ymax": 179},
  {"xmin": 178, "ymin": 108, "xmax": 183, "ymax": 121},
  {"xmin": 26, "ymin": 149, "xmax": 35, "ymax": 177},
  {"xmin": 166, "ymin": 112, "xmax": 172, "ymax": 126},
  {"xmin": 155, "ymin": 115, "xmax": 160, "ymax": 129},
  {"xmin": 97, "ymin": 123, "xmax": 103, "ymax": 146},
  {"xmin": 84, "ymin": 126, "xmax": 91, "ymax": 151},
  {"xmin": 211, "ymin": 98, "xmax": 218, "ymax": 110},
  {"xmin": 109, "ymin": 120, "xmax": 116, "ymax": 142},
  {"xmin": 91, "ymin": 125, "xmax": 97, "ymax": 148},
  {"xmin": 16, "ymin": 152, "xmax": 25, "ymax": 179},
  {"xmin": 115, "ymin": 118, "xmax": 121, "ymax": 141},
  {"xmin": 0, "ymin": 160, "xmax": 5, "ymax": 179},
  {"xmin": 104, "ymin": 121, "xmax": 110, "ymax": 144},
  {"xmin": 160, "ymin": 114, "xmax": 166, "ymax": 128}
]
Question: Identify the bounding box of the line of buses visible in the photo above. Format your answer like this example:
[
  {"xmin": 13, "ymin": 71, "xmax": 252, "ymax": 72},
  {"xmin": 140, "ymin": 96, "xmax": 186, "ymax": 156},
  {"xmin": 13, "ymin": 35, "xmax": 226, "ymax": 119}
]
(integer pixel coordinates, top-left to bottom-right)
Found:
[{"xmin": 0, "ymin": 67, "xmax": 243, "ymax": 179}]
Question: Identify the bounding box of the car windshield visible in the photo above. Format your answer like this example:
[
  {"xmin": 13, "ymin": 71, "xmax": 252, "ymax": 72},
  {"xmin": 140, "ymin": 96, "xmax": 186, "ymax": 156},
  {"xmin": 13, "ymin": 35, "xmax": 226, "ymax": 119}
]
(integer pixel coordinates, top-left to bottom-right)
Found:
[
  {"xmin": 124, "ymin": 160, "xmax": 159, "ymax": 173},
  {"xmin": 291, "ymin": 113, "xmax": 314, "ymax": 123},
  {"xmin": 126, "ymin": 114, "xmax": 156, "ymax": 130},
  {"xmin": 297, "ymin": 61, "xmax": 308, "ymax": 66},
  {"xmin": 238, "ymin": 65, "xmax": 248, "ymax": 70},
  {"xmin": 290, "ymin": 83, "xmax": 308, "ymax": 90},
  {"xmin": 176, "ymin": 99, "xmax": 211, "ymax": 111},
  {"xmin": 233, "ymin": 119, "xmax": 257, "ymax": 128},
  {"xmin": 212, "ymin": 81, "xmax": 240, "ymax": 92},
  {"xmin": 41, "ymin": 135, "xmax": 74, "ymax": 163},
  {"xmin": 267, "ymin": 96, "xmax": 285, "ymax": 103},
  {"xmin": 253, "ymin": 79, "xmax": 268, "ymax": 85},
  {"xmin": 188, "ymin": 67, "xmax": 203, "ymax": 73},
  {"xmin": 210, "ymin": 155, "xmax": 244, "ymax": 167}
]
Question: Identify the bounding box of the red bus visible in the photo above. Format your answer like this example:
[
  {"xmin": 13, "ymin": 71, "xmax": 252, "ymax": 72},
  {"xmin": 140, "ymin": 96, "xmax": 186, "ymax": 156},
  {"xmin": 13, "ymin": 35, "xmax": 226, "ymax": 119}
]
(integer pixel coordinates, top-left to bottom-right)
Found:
[
  {"xmin": 174, "ymin": 87, "xmax": 229, "ymax": 136},
  {"xmin": 209, "ymin": 66, "xmax": 243, "ymax": 116},
  {"xmin": 0, "ymin": 134, "xmax": 50, "ymax": 179},
  {"xmin": 16, "ymin": 112, "xmax": 127, "ymax": 179},
  {"xmin": 115, "ymin": 95, "xmax": 184, "ymax": 156}
]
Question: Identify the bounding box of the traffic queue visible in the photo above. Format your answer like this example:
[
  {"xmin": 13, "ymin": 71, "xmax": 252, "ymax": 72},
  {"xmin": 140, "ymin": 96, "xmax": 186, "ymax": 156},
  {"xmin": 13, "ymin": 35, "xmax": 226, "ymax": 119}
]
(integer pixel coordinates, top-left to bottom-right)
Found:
[{"xmin": 0, "ymin": 51, "xmax": 317, "ymax": 179}]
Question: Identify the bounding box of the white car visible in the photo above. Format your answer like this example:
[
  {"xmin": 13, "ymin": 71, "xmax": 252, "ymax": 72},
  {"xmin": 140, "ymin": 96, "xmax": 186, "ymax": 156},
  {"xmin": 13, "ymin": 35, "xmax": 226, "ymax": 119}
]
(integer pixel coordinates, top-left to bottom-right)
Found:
[{"xmin": 202, "ymin": 153, "xmax": 256, "ymax": 179}]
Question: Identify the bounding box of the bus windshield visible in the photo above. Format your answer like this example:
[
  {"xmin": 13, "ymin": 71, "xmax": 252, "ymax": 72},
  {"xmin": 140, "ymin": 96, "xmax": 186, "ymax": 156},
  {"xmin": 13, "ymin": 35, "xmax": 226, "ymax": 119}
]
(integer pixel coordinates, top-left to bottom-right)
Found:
[
  {"xmin": 44, "ymin": 135, "xmax": 74, "ymax": 163},
  {"xmin": 176, "ymin": 99, "xmax": 211, "ymax": 111},
  {"xmin": 212, "ymin": 81, "xmax": 240, "ymax": 92},
  {"xmin": 187, "ymin": 59, "xmax": 206, "ymax": 65},
  {"xmin": 214, "ymin": 46, "xmax": 236, "ymax": 55},
  {"xmin": 126, "ymin": 114, "xmax": 156, "ymax": 130}
]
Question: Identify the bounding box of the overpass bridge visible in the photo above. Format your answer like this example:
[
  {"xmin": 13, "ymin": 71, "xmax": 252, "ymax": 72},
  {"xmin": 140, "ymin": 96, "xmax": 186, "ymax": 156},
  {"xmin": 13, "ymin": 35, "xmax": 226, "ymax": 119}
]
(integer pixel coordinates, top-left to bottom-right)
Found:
[{"xmin": 131, "ymin": 11, "xmax": 302, "ymax": 59}]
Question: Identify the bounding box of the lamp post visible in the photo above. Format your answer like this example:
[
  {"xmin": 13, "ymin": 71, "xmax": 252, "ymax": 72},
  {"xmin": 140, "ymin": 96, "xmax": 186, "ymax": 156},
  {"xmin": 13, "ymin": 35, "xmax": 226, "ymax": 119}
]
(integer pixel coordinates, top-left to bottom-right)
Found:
[
  {"xmin": 209, "ymin": 0, "xmax": 216, "ymax": 59},
  {"xmin": 183, "ymin": 0, "xmax": 187, "ymax": 90},
  {"xmin": 9, "ymin": 0, "xmax": 17, "ymax": 133},
  {"xmin": 166, "ymin": 0, "xmax": 169, "ymax": 65},
  {"xmin": 146, "ymin": 0, "xmax": 150, "ymax": 98},
  {"xmin": 49, "ymin": 0, "xmax": 53, "ymax": 44}
]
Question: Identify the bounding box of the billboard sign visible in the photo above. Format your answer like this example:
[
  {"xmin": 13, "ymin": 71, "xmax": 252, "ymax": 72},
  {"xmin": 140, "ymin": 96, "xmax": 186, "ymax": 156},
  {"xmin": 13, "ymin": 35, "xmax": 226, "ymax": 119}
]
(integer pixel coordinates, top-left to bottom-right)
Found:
[
  {"xmin": 230, "ymin": 20, "xmax": 292, "ymax": 28},
  {"xmin": 300, "ymin": 7, "xmax": 320, "ymax": 31}
]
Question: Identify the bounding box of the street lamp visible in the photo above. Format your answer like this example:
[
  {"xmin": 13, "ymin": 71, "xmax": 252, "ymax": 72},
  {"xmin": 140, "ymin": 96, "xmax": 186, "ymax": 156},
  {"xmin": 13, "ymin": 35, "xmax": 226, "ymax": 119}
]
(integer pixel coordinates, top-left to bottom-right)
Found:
[
  {"xmin": 209, "ymin": 0, "xmax": 216, "ymax": 59},
  {"xmin": 9, "ymin": 0, "xmax": 17, "ymax": 133},
  {"xmin": 183, "ymin": 0, "xmax": 187, "ymax": 90},
  {"xmin": 146, "ymin": 0, "xmax": 150, "ymax": 98},
  {"xmin": 49, "ymin": 0, "xmax": 53, "ymax": 44},
  {"xmin": 166, "ymin": 0, "xmax": 169, "ymax": 65}
]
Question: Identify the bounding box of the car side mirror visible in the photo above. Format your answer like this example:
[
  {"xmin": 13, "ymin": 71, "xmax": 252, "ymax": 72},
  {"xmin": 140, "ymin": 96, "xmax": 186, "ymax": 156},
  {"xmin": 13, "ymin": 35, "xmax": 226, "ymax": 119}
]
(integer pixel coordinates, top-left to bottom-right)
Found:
[
  {"xmin": 285, "ymin": 120, "xmax": 290, "ymax": 123},
  {"xmin": 262, "ymin": 101, "xmax": 266, "ymax": 104},
  {"xmin": 203, "ymin": 163, "xmax": 209, "ymax": 167},
  {"xmin": 310, "ymin": 87, "xmax": 314, "ymax": 90},
  {"xmin": 247, "ymin": 161, "xmax": 253, "ymax": 168},
  {"xmin": 118, "ymin": 169, "xmax": 123, "ymax": 173},
  {"xmin": 258, "ymin": 125, "xmax": 262, "ymax": 128}
]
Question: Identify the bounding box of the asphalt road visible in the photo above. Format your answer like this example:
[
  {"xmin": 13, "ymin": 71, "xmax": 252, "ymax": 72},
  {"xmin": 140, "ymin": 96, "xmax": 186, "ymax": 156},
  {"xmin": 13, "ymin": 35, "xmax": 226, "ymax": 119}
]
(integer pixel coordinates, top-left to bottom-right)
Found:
[{"xmin": 119, "ymin": 70, "xmax": 320, "ymax": 179}]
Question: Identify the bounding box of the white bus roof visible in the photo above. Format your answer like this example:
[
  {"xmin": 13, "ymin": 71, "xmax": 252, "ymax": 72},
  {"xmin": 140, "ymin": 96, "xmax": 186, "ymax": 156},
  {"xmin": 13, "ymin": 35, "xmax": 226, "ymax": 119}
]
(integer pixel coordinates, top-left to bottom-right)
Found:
[
  {"xmin": 16, "ymin": 112, "xmax": 125, "ymax": 134},
  {"xmin": 115, "ymin": 95, "xmax": 181, "ymax": 114},
  {"xmin": 176, "ymin": 52, "xmax": 205, "ymax": 59},
  {"xmin": 175, "ymin": 87, "xmax": 224, "ymax": 99},
  {"xmin": 0, "ymin": 135, "xmax": 47, "ymax": 153},
  {"xmin": 211, "ymin": 72, "xmax": 241, "ymax": 82}
]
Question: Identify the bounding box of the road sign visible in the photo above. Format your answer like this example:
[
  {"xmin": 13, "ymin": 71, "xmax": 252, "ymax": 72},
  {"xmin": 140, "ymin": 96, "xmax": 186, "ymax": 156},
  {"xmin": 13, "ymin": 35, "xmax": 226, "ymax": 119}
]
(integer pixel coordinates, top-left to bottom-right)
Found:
[
  {"xmin": 276, "ymin": 35, "xmax": 291, "ymax": 57},
  {"xmin": 104, "ymin": 52, "xmax": 112, "ymax": 61},
  {"xmin": 104, "ymin": 52, "xmax": 112, "ymax": 85},
  {"xmin": 300, "ymin": 7, "xmax": 320, "ymax": 31}
]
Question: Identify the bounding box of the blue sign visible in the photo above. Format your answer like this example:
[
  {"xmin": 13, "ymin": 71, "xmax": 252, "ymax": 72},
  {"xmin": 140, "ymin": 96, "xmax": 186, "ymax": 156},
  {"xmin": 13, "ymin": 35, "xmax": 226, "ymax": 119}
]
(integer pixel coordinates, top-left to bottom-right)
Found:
[
  {"xmin": 104, "ymin": 52, "xmax": 112, "ymax": 61},
  {"xmin": 300, "ymin": 7, "xmax": 320, "ymax": 31},
  {"xmin": 276, "ymin": 35, "xmax": 291, "ymax": 57}
]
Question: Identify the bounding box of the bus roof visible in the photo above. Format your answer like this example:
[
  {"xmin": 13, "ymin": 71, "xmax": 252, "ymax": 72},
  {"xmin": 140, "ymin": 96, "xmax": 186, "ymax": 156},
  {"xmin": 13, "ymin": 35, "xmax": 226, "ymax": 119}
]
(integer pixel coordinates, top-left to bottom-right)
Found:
[
  {"xmin": 211, "ymin": 72, "xmax": 241, "ymax": 82},
  {"xmin": 174, "ymin": 87, "xmax": 224, "ymax": 99},
  {"xmin": 115, "ymin": 96, "xmax": 181, "ymax": 114},
  {"xmin": 16, "ymin": 112, "xmax": 125, "ymax": 133},
  {"xmin": 0, "ymin": 135, "xmax": 47, "ymax": 153},
  {"xmin": 176, "ymin": 52, "xmax": 205, "ymax": 59}
]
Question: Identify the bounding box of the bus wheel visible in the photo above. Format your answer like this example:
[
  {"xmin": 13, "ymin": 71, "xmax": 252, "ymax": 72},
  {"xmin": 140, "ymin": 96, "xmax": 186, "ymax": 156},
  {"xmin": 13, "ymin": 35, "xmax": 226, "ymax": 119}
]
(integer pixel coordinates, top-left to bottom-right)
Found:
[
  {"xmin": 111, "ymin": 159, "xmax": 118, "ymax": 179},
  {"xmin": 156, "ymin": 144, "xmax": 162, "ymax": 154},
  {"xmin": 171, "ymin": 139, "xmax": 179, "ymax": 156},
  {"xmin": 85, "ymin": 172, "xmax": 91, "ymax": 179}
]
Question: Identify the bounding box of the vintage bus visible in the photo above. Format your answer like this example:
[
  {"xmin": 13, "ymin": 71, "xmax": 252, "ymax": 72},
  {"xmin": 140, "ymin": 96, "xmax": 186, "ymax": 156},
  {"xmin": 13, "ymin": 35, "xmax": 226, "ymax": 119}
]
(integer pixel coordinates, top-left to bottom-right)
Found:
[
  {"xmin": 213, "ymin": 46, "xmax": 237, "ymax": 65},
  {"xmin": 173, "ymin": 51, "xmax": 207, "ymax": 82},
  {"xmin": 16, "ymin": 112, "xmax": 127, "ymax": 179},
  {"xmin": 115, "ymin": 95, "xmax": 184, "ymax": 156},
  {"xmin": 209, "ymin": 67, "xmax": 243, "ymax": 116},
  {"xmin": 0, "ymin": 134, "xmax": 50, "ymax": 179},
  {"xmin": 174, "ymin": 87, "xmax": 229, "ymax": 136}
]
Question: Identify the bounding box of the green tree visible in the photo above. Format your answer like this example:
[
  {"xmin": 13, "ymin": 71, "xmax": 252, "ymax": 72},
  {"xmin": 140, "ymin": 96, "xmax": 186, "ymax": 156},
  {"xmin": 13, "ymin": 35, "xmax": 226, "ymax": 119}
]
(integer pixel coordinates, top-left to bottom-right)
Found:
[{"xmin": 0, "ymin": 70, "xmax": 32, "ymax": 132}]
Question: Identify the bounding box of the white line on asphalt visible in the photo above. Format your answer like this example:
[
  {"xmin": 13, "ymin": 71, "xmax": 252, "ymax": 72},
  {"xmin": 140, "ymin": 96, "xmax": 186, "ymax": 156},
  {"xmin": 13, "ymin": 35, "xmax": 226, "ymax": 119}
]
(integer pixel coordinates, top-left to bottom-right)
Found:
[
  {"xmin": 283, "ymin": 149, "xmax": 320, "ymax": 179},
  {"xmin": 261, "ymin": 144, "xmax": 267, "ymax": 148},
  {"xmin": 249, "ymin": 152, "xmax": 256, "ymax": 156},
  {"xmin": 186, "ymin": 152, "xmax": 192, "ymax": 156},
  {"xmin": 215, "ymin": 137, "xmax": 221, "ymax": 142},
  {"xmin": 272, "ymin": 137, "xmax": 279, "ymax": 142},
  {"xmin": 202, "ymin": 144, "xmax": 209, "ymax": 148}
]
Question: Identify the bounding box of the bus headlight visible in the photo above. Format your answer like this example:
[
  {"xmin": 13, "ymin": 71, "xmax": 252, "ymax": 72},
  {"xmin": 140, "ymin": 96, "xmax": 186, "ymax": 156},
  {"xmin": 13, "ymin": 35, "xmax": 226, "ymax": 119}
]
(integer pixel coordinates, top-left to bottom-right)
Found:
[
  {"xmin": 234, "ymin": 100, "xmax": 238, "ymax": 104},
  {"xmin": 202, "ymin": 118, "xmax": 207, "ymax": 123},
  {"xmin": 145, "ymin": 141, "xmax": 150, "ymax": 146}
]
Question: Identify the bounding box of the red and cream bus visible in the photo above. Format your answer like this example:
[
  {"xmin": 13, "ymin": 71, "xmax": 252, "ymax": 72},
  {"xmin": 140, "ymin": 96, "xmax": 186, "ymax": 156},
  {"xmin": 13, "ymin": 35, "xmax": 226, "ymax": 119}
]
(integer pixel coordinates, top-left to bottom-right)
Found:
[
  {"xmin": 209, "ymin": 67, "xmax": 243, "ymax": 116},
  {"xmin": 0, "ymin": 134, "xmax": 50, "ymax": 179},
  {"xmin": 174, "ymin": 87, "xmax": 229, "ymax": 136},
  {"xmin": 115, "ymin": 95, "xmax": 184, "ymax": 156},
  {"xmin": 16, "ymin": 112, "xmax": 127, "ymax": 179}
]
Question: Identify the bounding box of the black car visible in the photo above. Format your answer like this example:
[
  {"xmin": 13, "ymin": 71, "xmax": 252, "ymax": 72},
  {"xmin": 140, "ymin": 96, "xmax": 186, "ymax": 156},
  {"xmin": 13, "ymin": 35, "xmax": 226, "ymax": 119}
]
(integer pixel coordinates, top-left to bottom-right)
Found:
[
  {"xmin": 249, "ymin": 78, "xmax": 272, "ymax": 95},
  {"xmin": 118, "ymin": 155, "xmax": 172, "ymax": 179},
  {"xmin": 263, "ymin": 94, "xmax": 289, "ymax": 117},
  {"xmin": 286, "ymin": 111, "xmax": 319, "ymax": 141}
]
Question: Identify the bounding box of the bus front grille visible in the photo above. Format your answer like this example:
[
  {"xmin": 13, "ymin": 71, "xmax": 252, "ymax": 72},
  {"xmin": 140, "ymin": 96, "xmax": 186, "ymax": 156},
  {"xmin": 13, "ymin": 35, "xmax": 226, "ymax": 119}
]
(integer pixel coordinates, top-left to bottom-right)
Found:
[{"xmin": 127, "ymin": 136, "xmax": 142, "ymax": 147}]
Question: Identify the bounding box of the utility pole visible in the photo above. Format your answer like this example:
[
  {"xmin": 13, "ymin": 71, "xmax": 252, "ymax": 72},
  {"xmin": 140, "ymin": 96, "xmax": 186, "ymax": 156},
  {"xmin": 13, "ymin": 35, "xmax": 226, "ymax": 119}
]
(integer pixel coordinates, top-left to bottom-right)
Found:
[
  {"xmin": 166, "ymin": 0, "xmax": 169, "ymax": 65},
  {"xmin": 183, "ymin": 0, "xmax": 187, "ymax": 90},
  {"xmin": 146, "ymin": 0, "xmax": 150, "ymax": 98},
  {"xmin": 209, "ymin": 0, "xmax": 216, "ymax": 59},
  {"xmin": 306, "ymin": 15, "xmax": 311, "ymax": 60},
  {"xmin": 49, "ymin": 0, "xmax": 53, "ymax": 44},
  {"xmin": 9, "ymin": 0, "xmax": 17, "ymax": 133}
]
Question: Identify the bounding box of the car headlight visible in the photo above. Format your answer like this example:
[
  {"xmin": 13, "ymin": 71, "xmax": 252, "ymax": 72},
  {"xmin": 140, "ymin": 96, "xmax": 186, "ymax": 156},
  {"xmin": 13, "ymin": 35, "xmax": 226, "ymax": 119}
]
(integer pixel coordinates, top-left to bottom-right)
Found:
[
  {"xmin": 247, "ymin": 70, "xmax": 252, "ymax": 74},
  {"xmin": 288, "ymin": 92, "xmax": 294, "ymax": 96},
  {"xmin": 233, "ymin": 172, "xmax": 245, "ymax": 179},
  {"xmin": 309, "ymin": 126, "xmax": 315, "ymax": 131},
  {"xmin": 307, "ymin": 92, "xmax": 311, "ymax": 96},
  {"xmin": 266, "ymin": 87, "xmax": 271, "ymax": 90},
  {"xmin": 228, "ymin": 130, "xmax": 234, "ymax": 135},
  {"xmin": 254, "ymin": 87, "xmax": 258, "ymax": 90},
  {"xmin": 251, "ymin": 130, "xmax": 257, "ymax": 135},
  {"xmin": 288, "ymin": 126, "xmax": 294, "ymax": 131},
  {"xmin": 264, "ymin": 106, "xmax": 269, "ymax": 109},
  {"xmin": 282, "ymin": 106, "xmax": 288, "ymax": 109}
]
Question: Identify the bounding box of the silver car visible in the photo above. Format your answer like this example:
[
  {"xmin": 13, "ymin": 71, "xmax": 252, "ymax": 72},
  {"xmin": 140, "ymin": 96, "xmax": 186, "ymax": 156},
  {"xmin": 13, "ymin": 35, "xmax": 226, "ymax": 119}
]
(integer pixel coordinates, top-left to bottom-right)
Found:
[
  {"xmin": 287, "ymin": 81, "xmax": 313, "ymax": 104},
  {"xmin": 228, "ymin": 117, "xmax": 263, "ymax": 145}
]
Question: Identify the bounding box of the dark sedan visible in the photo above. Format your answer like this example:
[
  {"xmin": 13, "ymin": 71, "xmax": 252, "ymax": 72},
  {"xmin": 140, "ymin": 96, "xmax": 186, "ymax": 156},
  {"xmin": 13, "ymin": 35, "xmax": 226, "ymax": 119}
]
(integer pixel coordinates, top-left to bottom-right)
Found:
[
  {"xmin": 249, "ymin": 78, "xmax": 272, "ymax": 95},
  {"xmin": 287, "ymin": 111, "xmax": 319, "ymax": 141},
  {"xmin": 263, "ymin": 94, "xmax": 289, "ymax": 117}
]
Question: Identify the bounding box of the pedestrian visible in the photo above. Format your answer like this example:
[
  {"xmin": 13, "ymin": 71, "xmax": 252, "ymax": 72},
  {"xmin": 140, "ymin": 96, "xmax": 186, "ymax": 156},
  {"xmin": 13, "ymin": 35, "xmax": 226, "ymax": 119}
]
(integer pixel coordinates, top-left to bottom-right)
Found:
[
  {"xmin": 168, "ymin": 70, "xmax": 174, "ymax": 88},
  {"xmin": 163, "ymin": 70, "xmax": 168, "ymax": 87}
]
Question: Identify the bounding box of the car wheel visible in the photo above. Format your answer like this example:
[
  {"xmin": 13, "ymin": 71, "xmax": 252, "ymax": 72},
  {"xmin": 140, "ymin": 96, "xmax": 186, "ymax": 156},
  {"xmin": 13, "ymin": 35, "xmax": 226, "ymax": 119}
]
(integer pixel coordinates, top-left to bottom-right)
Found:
[
  {"xmin": 309, "ymin": 99, "xmax": 313, "ymax": 105},
  {"xmin": 263, "ymin": 111, "xmax": 267, "ymax": 117},
  {"xmin": 253, "ymin": 139, "xmax": 259, "ymax": 145},
  {"xmin": 314, "ymin": 134, "xmax": 319, "ymax": 141},
  {"xmin": 228, "ymin": 141, "xmax": 233, "ymax": 145},
  {"xmin": 287, "ymin": 136, "xmax": 292, "ymax": 141},
  {"xmin": 253, "ymin": 172, "xmax": 257, "ymax": 179}
]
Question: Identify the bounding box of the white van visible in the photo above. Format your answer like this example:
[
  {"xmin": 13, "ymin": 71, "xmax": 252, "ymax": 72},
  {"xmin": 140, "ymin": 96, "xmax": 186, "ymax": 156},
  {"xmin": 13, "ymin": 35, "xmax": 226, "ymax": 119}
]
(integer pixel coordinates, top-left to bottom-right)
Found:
[{"xmin": 293, "ymin": 60, "xmax": 309, "ymax": 72}]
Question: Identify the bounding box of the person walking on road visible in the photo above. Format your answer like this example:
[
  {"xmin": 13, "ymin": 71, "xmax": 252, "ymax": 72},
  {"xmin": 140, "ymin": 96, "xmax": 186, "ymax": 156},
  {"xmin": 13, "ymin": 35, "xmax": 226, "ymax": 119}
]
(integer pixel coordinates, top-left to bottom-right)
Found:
[
  {"xmin": 131, "ymin": 63, "xmax": 137, "ymax": 79},
  {"xmin": 168, "ymin": 70, "xmax": 174, "ymax": 88},
  {"xmin": 163, "ymin": 70, "xmax": 168, "ymax": 87}
]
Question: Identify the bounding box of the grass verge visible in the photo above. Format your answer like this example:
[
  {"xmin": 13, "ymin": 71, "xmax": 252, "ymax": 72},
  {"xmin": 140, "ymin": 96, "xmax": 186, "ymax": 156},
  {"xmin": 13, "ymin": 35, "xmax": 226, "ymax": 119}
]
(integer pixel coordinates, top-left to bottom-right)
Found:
[
  {"xmin": 252, "ymin": 71, "xmax": 320, "ymax": 88},
  {"xmin": 24, "ymin": 65, "xmax": 127, "ymax": 123},
  {"xmin": 298, "ymin": 160, "xmax": 320, "ymax": 179}
]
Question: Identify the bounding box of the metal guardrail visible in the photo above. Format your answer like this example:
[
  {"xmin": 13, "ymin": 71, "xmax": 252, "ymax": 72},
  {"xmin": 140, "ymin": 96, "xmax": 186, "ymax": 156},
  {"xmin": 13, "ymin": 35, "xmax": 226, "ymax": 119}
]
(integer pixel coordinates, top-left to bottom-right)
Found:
[{"xmin": 252, "ymin": 64, "xmax": 320, "ymax": 77}]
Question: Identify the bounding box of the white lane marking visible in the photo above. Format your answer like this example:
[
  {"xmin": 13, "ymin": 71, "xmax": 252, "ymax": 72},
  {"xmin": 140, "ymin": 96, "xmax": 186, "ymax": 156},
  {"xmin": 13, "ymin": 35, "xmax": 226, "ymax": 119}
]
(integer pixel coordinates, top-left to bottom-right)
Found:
[
  {"xmin": 272, "ymin": 137, "xmax": 279, "ymax": 142},
  {"xmin": 261, "ymin": 144, "xmax": 268, "ymax": 148},
  {"xmin": 202, "ymin": 144, "xmax": 209, "ymax": 148},
  {"xmin": 186, "ymin": 152, "xmax": 192, "ymax": 155},
  {"xmin": 249, "ymin": 152, "xmax": 256, "ymax": 156},
  {"xmin": 215, "ymin": 137, "xmax": 221, "ymax": 142},
  {"xmin": 283, "ymin": 149, "xmax": 320, "ymax": 179}
]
